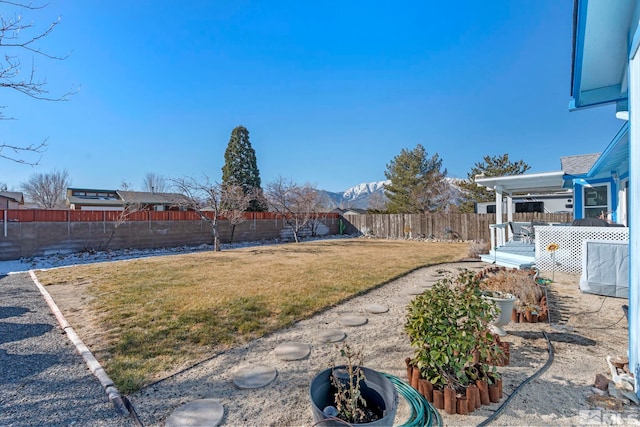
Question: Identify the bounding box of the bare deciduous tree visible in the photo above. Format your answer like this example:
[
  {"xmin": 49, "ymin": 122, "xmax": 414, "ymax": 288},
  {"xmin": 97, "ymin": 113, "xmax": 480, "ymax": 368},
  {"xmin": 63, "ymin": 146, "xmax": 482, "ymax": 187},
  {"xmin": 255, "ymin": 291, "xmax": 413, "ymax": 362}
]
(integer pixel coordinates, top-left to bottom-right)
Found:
[
  {"xmin": 220, "ymin": 183, "xmax": 253, "ymax": 243},
  {"xmin": 20, "ymin": 169, "xmax": 70, "ymax": 208},
  {"xmin": 171, "ymin": 176, "xmax": 222, "ymax": 251},
  {"xmin": 1, "ymin": 1, "xmax": 74, "ymax": 165},
  {"xmin": 102, "ymin": 202, "xmax": 142, "ymax": 251},
  {"xmin": 142, "ymin": 173, "xmax": 168, "ymax": 193},
  {"xmin": 265, "ymin": 177, "xmax": 326, "ymax": 243}
]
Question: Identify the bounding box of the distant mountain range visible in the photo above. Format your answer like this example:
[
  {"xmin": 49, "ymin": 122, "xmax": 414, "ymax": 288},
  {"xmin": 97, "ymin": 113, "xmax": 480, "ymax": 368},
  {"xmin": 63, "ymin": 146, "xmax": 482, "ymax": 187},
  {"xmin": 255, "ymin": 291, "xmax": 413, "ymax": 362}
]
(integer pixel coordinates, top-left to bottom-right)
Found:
[{"xmin": 321, "ymin": 179, "xmax": 465, "ymax": 210}]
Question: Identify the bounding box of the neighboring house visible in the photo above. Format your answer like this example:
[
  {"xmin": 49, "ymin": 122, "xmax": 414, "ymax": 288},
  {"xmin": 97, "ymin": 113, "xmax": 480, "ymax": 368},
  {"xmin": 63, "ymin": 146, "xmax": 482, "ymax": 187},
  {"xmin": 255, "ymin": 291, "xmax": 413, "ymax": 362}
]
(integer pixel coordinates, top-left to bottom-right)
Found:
[
  {"xmin": 0, "ymin": 192, "xmax": 24, "ymax": 209},
  {"xmin": 475, "ymin": 191, "xmax": 573, "ymax": 215},
  {"xmin": 117, "ymin": 191, "xmax": 189, "ymax": 211},
  {"xmin": 66, "ymin": 188, "xmax": 187, "ymax": 211}
]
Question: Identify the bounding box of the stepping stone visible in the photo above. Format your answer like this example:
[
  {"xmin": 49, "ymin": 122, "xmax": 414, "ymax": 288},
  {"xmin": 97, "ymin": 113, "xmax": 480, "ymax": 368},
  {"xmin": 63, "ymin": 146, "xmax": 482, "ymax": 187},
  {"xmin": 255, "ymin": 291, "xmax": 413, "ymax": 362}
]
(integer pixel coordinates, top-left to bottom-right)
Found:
[
  {"xmin": 364, "ymin": 303, "xmax": 389, "ymax": 314},
  {"xmin": 232, "ymin": 364, "xmax": 277, "ymax": 389},
  {"xmin": 315, "ymin": 329, "xmax": 346, "ymax": 343},
  {"xmin": 406, "ymin": 287, "xmax": 425, "ymax": 295},
  {"xmin": 274, "ymin": 342, "xmax": 311, "ymax": 361},
  {"xmin": 165, "ymin": 398, "xmax": 224, "ymax": 427},
  {"xmin": 390, "ymin": 297, "xmax": 409, "ymax": 305},
  {"xmin": 338, "ymin": 314, "xmax": 368, "ymax": 327}
]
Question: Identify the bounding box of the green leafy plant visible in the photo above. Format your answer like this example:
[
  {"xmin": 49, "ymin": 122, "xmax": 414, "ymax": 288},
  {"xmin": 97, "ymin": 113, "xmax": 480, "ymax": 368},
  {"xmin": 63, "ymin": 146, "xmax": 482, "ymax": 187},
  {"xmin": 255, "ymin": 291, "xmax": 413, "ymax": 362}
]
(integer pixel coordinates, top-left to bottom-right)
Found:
[{"xmin": 405, "ymin": 271, "xmax": 503, "ymax": 391}]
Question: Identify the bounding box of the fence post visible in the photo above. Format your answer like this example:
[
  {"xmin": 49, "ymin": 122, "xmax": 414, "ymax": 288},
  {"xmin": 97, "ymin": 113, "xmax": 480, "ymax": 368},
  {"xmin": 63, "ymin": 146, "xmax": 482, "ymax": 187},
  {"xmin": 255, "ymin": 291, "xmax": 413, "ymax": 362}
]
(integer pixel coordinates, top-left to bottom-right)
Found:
[{"xmin": 3, "ymin": 210, "xmax": 6, "ymax": 237}]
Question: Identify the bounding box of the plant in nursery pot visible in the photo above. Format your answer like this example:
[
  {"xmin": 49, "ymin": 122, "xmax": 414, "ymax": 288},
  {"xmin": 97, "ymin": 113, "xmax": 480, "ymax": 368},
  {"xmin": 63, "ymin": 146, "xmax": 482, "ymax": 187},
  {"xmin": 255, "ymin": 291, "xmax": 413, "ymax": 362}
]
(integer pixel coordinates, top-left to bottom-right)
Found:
[
  {"xmin": 309, "ymin": 343, "xmax": 398, "ymax": 426},
  {"xmin": 404, "ymin": 271, "xmax": 504, "ymax": 413}
]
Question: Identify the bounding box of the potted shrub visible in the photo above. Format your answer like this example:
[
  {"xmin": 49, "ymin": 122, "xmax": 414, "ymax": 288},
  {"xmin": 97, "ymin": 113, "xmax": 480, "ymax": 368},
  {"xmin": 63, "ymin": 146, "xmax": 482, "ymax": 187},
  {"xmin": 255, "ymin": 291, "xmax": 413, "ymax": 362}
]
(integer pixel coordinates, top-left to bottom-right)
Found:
[
  {"xmin": 309, "ymin": 343, "xmax": 398, "ymax": 426},
  {"xmin": 404, "ymin": 271, "xmax": 504, "ymax": 412}
]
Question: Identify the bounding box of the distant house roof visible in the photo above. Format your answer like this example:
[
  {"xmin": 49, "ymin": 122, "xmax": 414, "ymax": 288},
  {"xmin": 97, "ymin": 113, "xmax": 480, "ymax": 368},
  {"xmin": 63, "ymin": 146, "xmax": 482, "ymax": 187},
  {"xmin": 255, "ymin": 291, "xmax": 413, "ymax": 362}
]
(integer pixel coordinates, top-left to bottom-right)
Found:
[
  {"xmin": 0, "ymin": 191, "xmax": 24, "ymax": 204},
  {"xmin": 560, "ymin": 153, "xmax": 601, "ymax": 176},
  {"xmin": 117, "ymin": 191, "xmax": 188, "ymax": 205},
  {"xmin": 66, "ymin": 188, "xmax": 122, "ymax": 207}
]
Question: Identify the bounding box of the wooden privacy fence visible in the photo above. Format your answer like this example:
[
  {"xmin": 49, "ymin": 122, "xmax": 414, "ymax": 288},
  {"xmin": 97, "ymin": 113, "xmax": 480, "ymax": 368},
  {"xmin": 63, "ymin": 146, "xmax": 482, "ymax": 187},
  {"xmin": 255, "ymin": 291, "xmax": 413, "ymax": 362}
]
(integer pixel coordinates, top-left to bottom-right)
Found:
[
  {"xmin": 1, "ymin": 209, "xmax": 339, "ymax": 223},
  {"xmin": 341, "ymin": 212, "xmax": 574, "ymax": 242}
]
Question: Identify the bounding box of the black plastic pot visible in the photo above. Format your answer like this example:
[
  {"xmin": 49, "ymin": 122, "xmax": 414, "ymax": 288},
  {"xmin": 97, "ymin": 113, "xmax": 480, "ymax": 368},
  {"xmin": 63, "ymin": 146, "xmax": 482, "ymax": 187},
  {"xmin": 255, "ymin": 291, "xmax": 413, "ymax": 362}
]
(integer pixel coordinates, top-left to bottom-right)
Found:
[{"xmin": 309, "ymin": 366, "xmax": 398, "ymax": 426}]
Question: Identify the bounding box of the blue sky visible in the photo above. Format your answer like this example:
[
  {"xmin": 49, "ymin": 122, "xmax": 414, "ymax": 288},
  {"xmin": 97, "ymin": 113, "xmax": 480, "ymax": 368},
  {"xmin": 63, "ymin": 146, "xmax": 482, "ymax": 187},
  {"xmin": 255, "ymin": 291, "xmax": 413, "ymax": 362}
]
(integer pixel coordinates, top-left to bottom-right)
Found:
[{"xmin": 2, "ymin": 1, "xmax": 623, "ymax": 193}]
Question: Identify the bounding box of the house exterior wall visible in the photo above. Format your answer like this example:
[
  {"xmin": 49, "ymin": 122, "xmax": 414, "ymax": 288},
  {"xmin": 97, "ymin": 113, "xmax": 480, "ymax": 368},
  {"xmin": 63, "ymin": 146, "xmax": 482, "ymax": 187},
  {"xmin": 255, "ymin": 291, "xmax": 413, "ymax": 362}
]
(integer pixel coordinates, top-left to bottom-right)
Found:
[
  {"xmin": 0, "ymin": 197, "xmax": 19, "ymax": 210},
  {"xmin": 572, "ymin": 177, "xmax": 618, "ymax": 221}
]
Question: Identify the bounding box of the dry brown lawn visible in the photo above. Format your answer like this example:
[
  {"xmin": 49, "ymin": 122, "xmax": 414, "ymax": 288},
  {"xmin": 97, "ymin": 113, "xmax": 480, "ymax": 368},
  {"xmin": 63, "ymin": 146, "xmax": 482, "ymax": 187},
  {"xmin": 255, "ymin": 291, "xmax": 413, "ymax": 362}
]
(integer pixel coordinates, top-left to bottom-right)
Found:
[{"xmin": 36, "ymin": 238, "xmax": 469, "ymax": 393}]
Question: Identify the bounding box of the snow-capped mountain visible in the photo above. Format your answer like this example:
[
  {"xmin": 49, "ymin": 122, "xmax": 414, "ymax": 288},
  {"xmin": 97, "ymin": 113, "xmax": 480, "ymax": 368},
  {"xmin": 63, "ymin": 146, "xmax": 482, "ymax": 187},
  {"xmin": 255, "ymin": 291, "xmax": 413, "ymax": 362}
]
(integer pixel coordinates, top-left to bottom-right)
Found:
[
  {"xmin": 321, "ymin": 178, "xmax": 464, "ymax": 210},
  {"xmin": 342, "ymin": 181, "xmax": 389, "ymax": 201}
]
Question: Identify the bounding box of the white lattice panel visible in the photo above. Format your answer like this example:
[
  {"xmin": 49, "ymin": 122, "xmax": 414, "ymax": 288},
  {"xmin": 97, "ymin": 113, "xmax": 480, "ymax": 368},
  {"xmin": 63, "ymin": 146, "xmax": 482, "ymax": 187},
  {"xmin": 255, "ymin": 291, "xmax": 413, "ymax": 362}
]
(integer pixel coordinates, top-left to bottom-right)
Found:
[{"xmin": 534, "ymin": 226, "xmax": 629, "ymax": 274}]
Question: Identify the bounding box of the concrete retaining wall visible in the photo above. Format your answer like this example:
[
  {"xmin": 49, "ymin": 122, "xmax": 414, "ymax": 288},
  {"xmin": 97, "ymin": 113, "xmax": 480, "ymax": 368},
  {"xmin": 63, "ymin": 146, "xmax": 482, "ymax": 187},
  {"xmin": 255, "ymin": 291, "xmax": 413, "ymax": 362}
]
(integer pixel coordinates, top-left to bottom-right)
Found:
[{"xmin": 0, "ymin": 217, "xmax": 341, "ymax": 260}]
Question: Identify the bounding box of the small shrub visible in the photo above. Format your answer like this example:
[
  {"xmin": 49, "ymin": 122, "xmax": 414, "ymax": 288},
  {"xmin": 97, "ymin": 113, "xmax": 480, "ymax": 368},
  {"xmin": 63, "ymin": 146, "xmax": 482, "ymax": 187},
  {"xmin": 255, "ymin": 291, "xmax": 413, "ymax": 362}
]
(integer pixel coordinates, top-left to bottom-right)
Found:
[{"xmin": 468, "ymin": 240, "xmax": 490, "ymax": 258}]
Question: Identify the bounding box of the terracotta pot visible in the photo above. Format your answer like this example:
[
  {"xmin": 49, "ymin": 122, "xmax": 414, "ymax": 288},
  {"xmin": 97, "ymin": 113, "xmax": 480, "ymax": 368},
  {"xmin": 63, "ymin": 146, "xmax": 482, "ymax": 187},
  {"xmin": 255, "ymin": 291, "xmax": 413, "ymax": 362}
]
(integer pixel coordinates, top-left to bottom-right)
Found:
[
  {"xmin": 466, "ymin": 385, "xmax": 477, "ymax": 413},
  {"xmin": 531, "ymin": 313, "xmax": 539, "ymax": 323},
  {"xmin": 411, "ymin": 366, "xmax": 421, "ymax": 389},
  {"xmin": 519, "ymin": 312, "xmax": 526, "ymax": 323},
  {"xmin": 477, "ymin": 379, "xmax": 490, "ymax": 406},
  {"xmin": 525, "ymin": 310, "xmax": 533, "ymax": 322},
  {"xmin": 444, "ymin": 387, "xmax": 456, "ymax": 414},
  {"xmin": 489, "ymin": 383, "xmax": 500, "ymax": 403},
  {"xmin": 457, "ymin": 396, "xmax": 469, "ymax": 415},
  {"xmin": 419, "ymin": 379, "xmax": 433, "ymax": 402},
  {"xmin": 474, "ymin": 385, "xmax": 481, "ymax": 409},
  {"xmin": 497, "ymin": 378, "xmax": 503, "ymax": 399},
  {"xmin": 433, "ymin": 390, "xmax": 444, "ymax": 410},
  {"xmin": 511, "ymin": 308, "xmax": 519, "ymax": 322},
  {"xmin": 405, "ymin": 358, "xmax": 413, "ymax": 383}
]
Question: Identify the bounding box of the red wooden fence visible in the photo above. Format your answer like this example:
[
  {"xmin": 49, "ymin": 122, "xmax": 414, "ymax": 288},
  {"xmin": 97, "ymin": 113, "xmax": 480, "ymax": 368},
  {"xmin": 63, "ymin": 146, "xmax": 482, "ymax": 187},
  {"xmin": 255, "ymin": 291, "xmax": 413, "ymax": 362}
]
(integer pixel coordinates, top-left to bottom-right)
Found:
[{"xmin": 0, "ymin": 209, "xmax": 340, "ymax": 223}]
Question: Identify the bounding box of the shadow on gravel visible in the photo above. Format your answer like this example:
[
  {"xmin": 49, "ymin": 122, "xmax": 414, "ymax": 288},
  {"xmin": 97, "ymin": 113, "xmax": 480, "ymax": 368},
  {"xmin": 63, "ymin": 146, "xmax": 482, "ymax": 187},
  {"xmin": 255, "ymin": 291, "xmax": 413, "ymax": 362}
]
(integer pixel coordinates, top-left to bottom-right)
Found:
[
  {"xmin": 508, "ymin": 329, "xmax": 596, "ymax": 347},
  {"xmin": 0, "ymin": 306, "xmax": 30, "ymax": 319},
  {"xmin": 0, "ymin": 321, "xmax": 53, "ymax": 344},
  {"xmin": 0, "ymin": 349, "xmax": 59, "ymax": 384}
]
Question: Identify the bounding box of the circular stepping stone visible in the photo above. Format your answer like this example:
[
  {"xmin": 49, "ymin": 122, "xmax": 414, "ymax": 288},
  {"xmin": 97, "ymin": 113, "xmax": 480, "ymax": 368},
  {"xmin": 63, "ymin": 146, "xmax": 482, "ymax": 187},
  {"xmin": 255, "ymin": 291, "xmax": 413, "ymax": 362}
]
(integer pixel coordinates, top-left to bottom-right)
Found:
[
  {"xmin": 274, "ymin": 342, "xmax": 311, "ymax": 361},
  {"xmin": 315, "ymin": 329, "xmax": 346, "ymax": 343},
  {"xmin": 338, "ymin": 314, "xmax": 368, "ymax": 327},
  {"xmin": 232, "ymin": 364, "xmax": 277, "ymax": 389},
  {"xmin": 364, "ymin": 303, "xmax": 389, "ymax": 314},
  {"xmin": 165, "ymin": 399, "xmax": 224, "ymax": 427}
]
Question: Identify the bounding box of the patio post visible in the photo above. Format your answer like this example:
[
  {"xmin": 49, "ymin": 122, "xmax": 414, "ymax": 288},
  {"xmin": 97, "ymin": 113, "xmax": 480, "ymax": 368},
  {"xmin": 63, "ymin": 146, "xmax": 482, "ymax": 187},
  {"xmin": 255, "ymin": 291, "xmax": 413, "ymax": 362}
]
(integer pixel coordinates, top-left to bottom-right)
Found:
[{"xmin": 495, "ymin": 185, "xmax": 505, "ymax": 245}]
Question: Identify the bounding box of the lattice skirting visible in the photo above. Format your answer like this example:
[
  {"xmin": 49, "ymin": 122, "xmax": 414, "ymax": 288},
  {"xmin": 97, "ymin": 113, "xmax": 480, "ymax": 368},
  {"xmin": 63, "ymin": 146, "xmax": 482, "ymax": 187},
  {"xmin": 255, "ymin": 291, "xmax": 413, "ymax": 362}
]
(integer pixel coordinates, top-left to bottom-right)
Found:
[{"xmin": 534, "ymin": 226, "xmax": 629, "ymax": 274}]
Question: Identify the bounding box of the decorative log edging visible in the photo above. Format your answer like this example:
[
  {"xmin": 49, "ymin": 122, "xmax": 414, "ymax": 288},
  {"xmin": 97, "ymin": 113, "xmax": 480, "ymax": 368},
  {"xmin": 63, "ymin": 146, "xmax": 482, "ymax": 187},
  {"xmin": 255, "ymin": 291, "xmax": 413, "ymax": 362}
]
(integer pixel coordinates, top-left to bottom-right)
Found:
[{"xmin": 405, "ymin": 359, "xmax": 504, "ymax": 415}]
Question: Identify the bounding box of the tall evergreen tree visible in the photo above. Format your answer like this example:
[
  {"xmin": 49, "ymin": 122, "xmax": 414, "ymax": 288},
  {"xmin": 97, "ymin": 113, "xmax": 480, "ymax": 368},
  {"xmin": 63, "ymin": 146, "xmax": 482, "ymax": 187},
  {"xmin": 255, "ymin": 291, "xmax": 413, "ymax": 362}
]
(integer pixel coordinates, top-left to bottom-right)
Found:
[
  {"xmin": 221, "ymin": 126, "xmax": 266, "ymax": 211},
  {"xmin": 458, "ymin": 153, "xmax": 531, "ymax": 213},
  {"xmin": 384, "ymin": 144, "xmax": 449, "ymax": 213}
]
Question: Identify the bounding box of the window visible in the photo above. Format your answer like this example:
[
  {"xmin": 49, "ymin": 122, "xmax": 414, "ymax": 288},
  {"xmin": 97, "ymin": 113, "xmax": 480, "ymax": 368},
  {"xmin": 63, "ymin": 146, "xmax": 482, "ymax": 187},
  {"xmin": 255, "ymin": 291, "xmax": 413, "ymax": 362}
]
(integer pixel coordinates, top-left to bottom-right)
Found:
[
  {"xmin": 515, "ymin": 201, "xmax": 543, "ymax": 213},
  {"xmin": 583, "ymin": 184, "xmax": 609, "ymax": 219},
  {"xmin": 486, "ymin": 205, "xmax": 496, "ymax": 214}
]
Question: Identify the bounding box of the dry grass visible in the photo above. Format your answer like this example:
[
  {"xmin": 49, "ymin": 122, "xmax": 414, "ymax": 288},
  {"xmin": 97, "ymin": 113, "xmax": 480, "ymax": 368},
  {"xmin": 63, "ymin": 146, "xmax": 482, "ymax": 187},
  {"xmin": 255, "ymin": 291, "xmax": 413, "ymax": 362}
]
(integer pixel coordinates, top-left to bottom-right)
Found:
[{"xmin": 36, "ymin": 238, "xmax": 469, "ymax": 393}]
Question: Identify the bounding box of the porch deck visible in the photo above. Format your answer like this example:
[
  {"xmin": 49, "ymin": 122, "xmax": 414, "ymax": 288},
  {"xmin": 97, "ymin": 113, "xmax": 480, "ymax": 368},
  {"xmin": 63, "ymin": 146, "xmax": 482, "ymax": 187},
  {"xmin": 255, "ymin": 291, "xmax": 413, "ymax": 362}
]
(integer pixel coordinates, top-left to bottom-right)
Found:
[{"xmin": 480, "ymin": 241, "xmax": 535, "ymax": 269}]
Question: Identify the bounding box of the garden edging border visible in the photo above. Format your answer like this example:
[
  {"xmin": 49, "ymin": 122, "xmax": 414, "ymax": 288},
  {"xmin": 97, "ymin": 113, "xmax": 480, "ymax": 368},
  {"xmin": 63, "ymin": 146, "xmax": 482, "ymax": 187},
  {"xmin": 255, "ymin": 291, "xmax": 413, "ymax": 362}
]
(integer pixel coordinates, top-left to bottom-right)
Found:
[{"xmin": 28, "ymin": 270, "xmax": 133, "ymax": 419}]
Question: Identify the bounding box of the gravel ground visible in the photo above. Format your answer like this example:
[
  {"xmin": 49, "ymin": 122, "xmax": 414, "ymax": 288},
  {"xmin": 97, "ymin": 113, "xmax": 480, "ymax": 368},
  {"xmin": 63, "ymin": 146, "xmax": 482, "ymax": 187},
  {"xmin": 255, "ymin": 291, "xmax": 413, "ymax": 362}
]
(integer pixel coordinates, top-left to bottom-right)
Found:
[{"xmin": 0, "ymin": 272, "xmax": 134, "ymax": 427}]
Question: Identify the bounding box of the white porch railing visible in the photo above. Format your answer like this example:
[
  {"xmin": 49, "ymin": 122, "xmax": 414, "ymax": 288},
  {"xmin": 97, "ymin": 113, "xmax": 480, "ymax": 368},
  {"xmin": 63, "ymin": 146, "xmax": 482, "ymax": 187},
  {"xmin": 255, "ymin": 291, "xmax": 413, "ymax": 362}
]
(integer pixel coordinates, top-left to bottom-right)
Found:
[
  {"xmin": 535, "ymin": 225, "xmax": 629, "ymax": 274},
  {"xmin": 488, "ymin": 222, "xmax": 534, "ymax": 248}
]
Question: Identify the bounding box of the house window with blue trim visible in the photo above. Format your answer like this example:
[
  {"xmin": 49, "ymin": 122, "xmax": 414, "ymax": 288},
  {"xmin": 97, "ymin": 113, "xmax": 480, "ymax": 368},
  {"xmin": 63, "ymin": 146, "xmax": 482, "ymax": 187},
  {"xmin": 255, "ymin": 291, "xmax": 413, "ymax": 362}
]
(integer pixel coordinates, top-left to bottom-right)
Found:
[{"xmin": 583, "ymin": 184, "xmax": 610, "ymax": 219}]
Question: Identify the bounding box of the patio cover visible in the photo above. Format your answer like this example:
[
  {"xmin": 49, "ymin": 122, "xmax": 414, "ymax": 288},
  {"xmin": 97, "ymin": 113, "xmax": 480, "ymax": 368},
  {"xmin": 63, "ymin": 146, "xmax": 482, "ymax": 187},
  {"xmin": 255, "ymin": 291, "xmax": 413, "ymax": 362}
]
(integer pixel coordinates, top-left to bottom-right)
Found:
[
  {"xmin": 475, "ymin": 171, "xmax": 566, "ymax": 196},
  {"xmin": 475, "ymin": 171, "xmax": 566, "ymax": 237}
]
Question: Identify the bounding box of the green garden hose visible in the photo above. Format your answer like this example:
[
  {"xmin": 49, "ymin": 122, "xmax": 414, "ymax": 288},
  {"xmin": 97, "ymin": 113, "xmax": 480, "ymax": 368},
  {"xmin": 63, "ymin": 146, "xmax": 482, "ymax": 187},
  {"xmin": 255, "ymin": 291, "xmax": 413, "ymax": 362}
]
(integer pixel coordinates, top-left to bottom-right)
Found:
[{"xmin": 381, "ymin": 373, "xmax": 442, "ymax": 427}]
